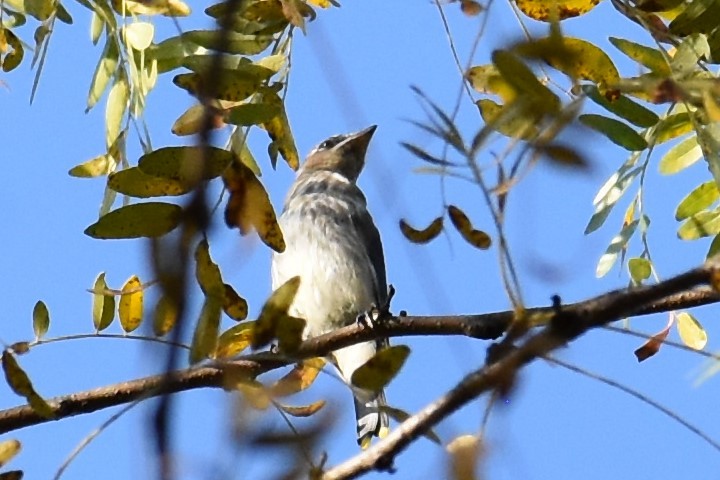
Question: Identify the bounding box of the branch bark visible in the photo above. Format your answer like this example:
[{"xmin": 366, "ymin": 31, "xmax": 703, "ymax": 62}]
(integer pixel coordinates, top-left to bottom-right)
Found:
[{"xmin": 0, "ymin": 268, "xmax": 717, "ymax": 443}]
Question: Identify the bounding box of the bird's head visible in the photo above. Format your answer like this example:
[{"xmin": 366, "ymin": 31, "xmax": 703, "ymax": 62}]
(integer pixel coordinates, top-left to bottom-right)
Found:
[{"xmin": 301, "ymin": 125, "xmax": 377, "ymax": 183}]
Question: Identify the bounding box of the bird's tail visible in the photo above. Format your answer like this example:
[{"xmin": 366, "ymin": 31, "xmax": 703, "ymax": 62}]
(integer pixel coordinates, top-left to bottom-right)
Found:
[{"xmin": 354, "ymin": 390, "xmax": 389, "ymax": 449}]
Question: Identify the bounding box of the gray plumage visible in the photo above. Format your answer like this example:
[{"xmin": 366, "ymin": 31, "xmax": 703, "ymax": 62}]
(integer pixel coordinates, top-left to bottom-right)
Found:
[{"xmin": 271, "ymin": 125, "xmax": 390, "ymax": 448}]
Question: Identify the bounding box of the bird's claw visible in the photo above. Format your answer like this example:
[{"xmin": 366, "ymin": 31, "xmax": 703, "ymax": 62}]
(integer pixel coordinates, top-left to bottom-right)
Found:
[{"xmin": 356, "ymin": 284, "xmax": 397, "ymax": 329}]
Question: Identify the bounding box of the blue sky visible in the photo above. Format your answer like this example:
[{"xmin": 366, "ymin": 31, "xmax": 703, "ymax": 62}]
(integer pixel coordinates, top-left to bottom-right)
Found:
[{"xmin": 2, "ymin": 1, "xmax": 720, "ymax": 479}]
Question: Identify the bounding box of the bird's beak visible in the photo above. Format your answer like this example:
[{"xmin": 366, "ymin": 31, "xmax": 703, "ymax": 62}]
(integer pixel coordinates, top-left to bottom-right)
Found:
[{"xmin": 335, "ymin": 125, "xmax": 377, "ymax": 154}]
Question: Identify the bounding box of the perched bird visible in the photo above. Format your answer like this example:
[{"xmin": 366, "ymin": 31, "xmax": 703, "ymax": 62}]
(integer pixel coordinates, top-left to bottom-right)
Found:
[{"xmin": 271, "ymin": 125, "xmax": 390, "ymax": 448}]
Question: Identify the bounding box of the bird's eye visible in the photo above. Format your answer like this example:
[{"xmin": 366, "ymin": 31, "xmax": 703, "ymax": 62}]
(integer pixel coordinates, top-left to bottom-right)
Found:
[
  {"xmin": 317, "ymin": 136, "xmax": 344, "ymax": 150},
  {"xmin": 319, "ymin": 140, "xmax": 332, "ymax": 149}
]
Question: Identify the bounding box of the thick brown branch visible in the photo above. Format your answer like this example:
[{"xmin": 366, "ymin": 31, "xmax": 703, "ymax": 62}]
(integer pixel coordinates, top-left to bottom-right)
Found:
[
  {"xmin": 321, "ymin": 264, "xmax": 720, "ymax": 480},
  {"xmin": 0, "ymin": 268, "xmax": 717, "ymax": 438}
]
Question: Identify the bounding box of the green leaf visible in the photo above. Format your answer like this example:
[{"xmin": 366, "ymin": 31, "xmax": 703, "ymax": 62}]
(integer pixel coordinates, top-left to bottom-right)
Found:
[
  {"xmin": 189, "ymin": 296, "xmax": 222, "ymax": 364},
  {"xmin": 492, "ymin": 50, "xmax": 560, "ymax": 113},
  {"xmin": 582, "ymin": 85, "xmax": 659, "ymax": 128},
  {"xmin": 92, "ymin": 272, "xmax": 115, "ymax": 331},
  {"xmin": 608, "ymin": 37, "xmax": 670, "ymax": 75},
  {"xmin": 677, "ymin": 209, "xmax": 720, "ymax": 239},
  {"xmin": 675, "ymin": 181, "xmax": 719, "ymax": 220},
  {"xmin": 252, "ymin": 277, "xmax": 301, "ymax": 350},
  {"xmin": 669, "ymin": 0, "xmax": 720, "ymax": 36},
  {"xmin": 84, "ymin": 202, "xmax": 183, "ymax": 239},
  {"xmin": 32, "ymin": 301, "xmax": 49, "ymax": 339},
  {"xmin": 181, "ymin": 30, "xmax": 274, "ymax": 55},
  {"xmin": 707, "ymin": 233, "xmax": 720, "ymax": 259},
  {"xmin": 579, "ymin": 114, "xmax": 648, "ymax": 151},
  {"xmin": 476, "ymin": 99, "xmax": 538, "ymax": 139},
  {"xmin": 351, "ymin": 345, "xmax": 411, "ymax": 394},
  {"xmin": 675, "ymin": 311, "xmax": 707, "ymax": 350},
  {"xmin": 108, "ymin": 167, "xmax": 189, "ymax": 197},
  {"xmin": 654, "ymin": 113, "xmax": 692, "ymax": 144},
  {"xmin": 138, "ymin": 146, "xmax": 233, "ymax": 180},
  {"xmin": 628, "ymin": 257, "xmax": 652, "ymax": 283},
  {"xmin": 585, "ymin": 162, "xmax": 641, "ymax": 234},
  {"xmin": 659, "ymin": 135, "xmax": 702, "ymax": 175},
  {"xmin": 596, "ymin": 219, "xmax": 639, "ymax": 277},
  {"xmin": 225, "ymin": 103, "xmax": 282, "ymax": 126},
  {"xmin": 2, "ymin": 350, "xmax": 54, "ymax": 418},
  {"xmin": 697, "ymin": 123, "xmax": 720, "ymax": 188},
  {"xmin": 105, "ymin": 68, "xmax": 129, "ymax": 146},
  {"xmin": 195, "ymin": 239, "xmax": 224, "ymax": 297},
  {"xmin": 88, "ymin": 37, "xmax": 119, "ymax": 109}
]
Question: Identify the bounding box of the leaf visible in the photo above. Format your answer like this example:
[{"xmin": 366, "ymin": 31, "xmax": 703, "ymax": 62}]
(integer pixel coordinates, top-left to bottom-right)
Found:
[
  {"xmin": 68, "ymin": 154, "xmax": 114, "ymax": 178},
  {"xmin": 476, "ymin": 99, "xmax": 539, "ymax": 139},
  {"xmin": 84, "ymin": 202, "xmax": 183, "ymax": 239},
  {"xmin": 658, "ymin": 135, "xmax": 702, "ymax": 175},
  {"xmin": 225, "ymin": 102, "xmax": 282, "ymax": 126},
  {"xmin": 628, "ymin": 257, "xmax": 652, "ymax": 283},
  {"xmin": 32, "ymin": 301, "xmax": 49, "ymax": 340},
  {"xmin": 0, "ymin": 29, "xmax": 23, "ymax": 72},
  {"xmin": 380, "ymin": 405, "xmax": 441, "ymax": 444},
  {"xmin": 194, "ymin": 239, "xmax": 224, "ymax": 297},
  {"xmin": 216, "ymin": 322, "xmax": 254, "ymax": 358},
  {"xmin": 236, "ymin": 380, "xmax": 272, "ymax": 410},
  {"xmin": 119, "ymin": 275, "xmax": 143, "ymax": 332},
  {"xmin": 351, "ymin": 345, "xmax": 411, "ymax": 394},
  {"xmin": 514, "ymin": 0, "xmax": 601, "ymax": 20},
  {"xmin": 447, "ymin": 434, "xmax": 482, "ymax": 480},
  {"xmin": 223, "ymin": 283, "xmax": 249, "ymax": 321},
  {"xmin": 535, "ymin": 143, "xmax": 588, "ymax": 169},
  {"xmin": 675, "ymin": 181, "xmax": 719, "ymax": 220},
  {"xmin": 173, "ymin": 66, "xmax": 272, "ymax": 102},
  {"xmin": 634, "ymin": 322, "xmax": 671, "ymax": 362},
  {"xmin": 465, "ymin": 64, "xmax": 515, "ymax": 102},
  {"xmin": 2, "ymin": 350, "xmax": 54, "ymax": 418},
  {"xmin": 87, "ymin": 38, "xmax": 119, "ymax": 112},
  {"xmin": 252, "ymin": 277, "xmax": 301, "ymax": 350},
  {"xmin": 676, "ymin": 311, "xmax": 707, "ymax": 350},
  {"xmin": 106, "ymin": 68, "xmax": 129, "ymax": 147},
  {"xmin": 123, "ymin": 21, "xmax": 154, "ymax": 51},
  {"xmin": 0, "ymin": 439, "xmax": 21, "ymax": 468},
  {"xmin": 492, "ymin": 50, "xmax": 560, "ymax": 114},
  {"xmin": 447, "ymin": 206, "xmax": 491, "ymax": 249},
  {"xmin": 256, "ymin": 87, "xmax": 300, "ymax": 169},
  {"xmin": 671, "ymin": 34, "xmax": 711, "ymax": 74},
  {"xmin": 608, "ymin": 37, "xmax": 670, "ymax": 75},
  {"xmin": 108, "ymin": 167, "xmax": 189, "ymax": 197},
  {"xmin": 223, "ymin": 159, "xmax": 285, "ymax": 252},
  {"xmin": 399, "ymin": 217, "xmax": 443, "ymax": 244},
  {"xmin": 138, "ymin": 146, "xmax": 233, "ymax": 182},
  {"xmin": 110, "ymin": 0, "xmax": 190, "ymax": 16},
  {"xmin": 582, "ymin": 85, "xmax": 659, "ymax": 128},
  {"xmin": 181, "ymin": 30, "xmax": 274, "ymax": 55},
  {"xmin": 585, "ymin": 162, "xmax": 641, "ymax": 234},
  {"xmin": 579, "ymin": 114, "xmax": 648, "ymax": 151},
  {"xmin": 271, "ymin": 358, "xmax": 326, "ymax": 397},
  {"xmin": 172, "ymin": 103, "xmax": 226, "ymax": 136},
  {"xmin": 669, "ymin": 0, "xmax": 720, "ymax": 35},
  {"xmin": 276, "ymin": 400, "xmax": 326, "ymax": 417},
  {"xmin": 653, "ymin": 113, "xmax": 692, "ymax": 144},
  {"xmin": 514, "ymin": 36, "xmax": 619, "ymax": 97},
  {"xmin": 707, "ymin": 233, "xmax": 720, "ymax": 259},
  {"xmin": 153, "ymin": 295, "xmax": 178, "ymax": 336},
  {"xmin": 92, "ymin": 272, "xmax": 115, "ymax": 331},
  {"xmin": 189, "ymin": 296, "xmax": 222, "ymax": 364},
  {"xmin": 595, "ymin": 219, "xmax": 639, "ymax": 277},
  {"xmin": 677, "ymin": 209, "xmax": 720, "ymax": 239}
]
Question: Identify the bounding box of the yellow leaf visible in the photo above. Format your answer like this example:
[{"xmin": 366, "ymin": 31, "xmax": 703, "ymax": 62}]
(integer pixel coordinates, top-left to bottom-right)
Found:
[
  {"xmin": 87, "ymin": 38, "xmax": 119, "ymax": 111},
  {"xmin": 514, "ymin": 0, "xmax": 601, "ymax": 20},
  {"xmin": 194, "ymin": 240, "xmax": 224, "ymax": 297},
  {"xmin": 256, "ymin": 87, "xmax": 300, "ymax": 169},
  {"xmin": 351, "ymin": 345, "xmax": 411, "ymax": 394},
  {"xmin": 271, "ymin": 358, "xmax": 326, "ymax": 397},
  {"xmin": 92, "ymin": 272, "xmax": 115, "ymax": 331},
  {"xmin": 236, "ymin": 380, "xmax": 272, "ymax": 410},
  {"xmin": 32, "ymin": 300, "xmax": 49, "ymax": 339},
  {"xmin": 189, "ymin": 296, "xmax": 222, "ymax": 363},
  {"xmin": 514, "ymin": 36, "xmax": 620, "ymax": 98},
  {"xmin": 106, "ymin": 68, "xmax": 129, "ymax": 147},
  {"xmin": 222, "ymin": 159, "xmax": 285, "ymax": 252},
  {"xmin": 276, "ymin": 400, "xmax": 326, "ymax": 417},
  {"xmin": 108, "ymin": 167, "xmax": 189, "ymax": 197},
  {"xmin": 138, "ymin": 146, "xmax": 233, "ymax": 182},
  {"xmin": 173, "ymin": 68, "xmax": 269, "ymax": 102},
  {"xmin": 153, "ymin": 295, "xmax": 178, "ymax": 337},
  {"xmin": 252, "ymin": 277, "xmax": 301, "ymax": 349},
  {"xmin": 476, "ymin": 99, "xmax": 539, "ymax": 140},
  {"xmin": 465, "ymin": 64, "xmax": 516, "ymax": 102},
  {"xmin": 119, "ymin": 275, "xmax": 143, "ymax": 333},
  {"xmin": 171, "ymin": 103, "xmax": 226, "ymax": 136},
  {"xmin": 2, "ymin": 351, "xmax": 54, "ymax": 418},
  {"xmin": 0, "ymin": 439, "xmax": 21, "ymax": 468},
  {"xmin": 68, "ymin": 154, "xmax": 114, "ymax": 178},
  {"xmin": 399, "ymin": 217, "xmax": 443, "ymax": 244},
  {"xmin": 223, "ymin": 283, "xmax": 249, "ymax": 321},
  {"xmin": 84, "ymin": 202, "xmax": 183, "ymax": 239},
  {"xmin": 111, "ymin": 0, "xmax": 190, "ymax": 16},
  {"xmin": 447, "ymin": 206, "xmax": 492, "ymax": 249},
  {"xmin": 447, "ymin": 435, "xmax": 483, "ymax": 480},
  {"xmin": 216, "ymin": 322, "xmax": 255, "ymax": 358},
  {"xmin": 676, "ymin": 311, "xmax": 708, "ymax": 350}
]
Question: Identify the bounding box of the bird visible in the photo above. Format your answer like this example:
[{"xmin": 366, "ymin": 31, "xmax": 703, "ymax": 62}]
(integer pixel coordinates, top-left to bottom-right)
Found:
[{"xmin": 271, "ymin": 125, "xmax": 390, "ymax": 449}]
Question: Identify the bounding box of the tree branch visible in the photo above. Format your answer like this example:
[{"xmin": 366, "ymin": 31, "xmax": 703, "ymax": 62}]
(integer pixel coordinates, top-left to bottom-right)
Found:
[
  {"xmin": 0, "ymin": 267, "xmax": 717, "ymax": 438},
  {"xmin": 320, "ymin": 263, "xmax": 720, "ymax": 480}
]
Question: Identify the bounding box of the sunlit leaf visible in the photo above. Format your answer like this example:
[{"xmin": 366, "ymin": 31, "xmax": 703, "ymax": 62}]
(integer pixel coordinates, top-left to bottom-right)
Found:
[
  {"xmin": 111, "ymin": 0, "xmax": 190, "ymax": 16},
  {"xmin": 675, "ymin": 181, "xmax": 719, "ymax": 220},
  {"xmin": 628, "ymin": 257, "xmax": 652, "ymax": 283},
  {"xmin": 514, "ymin": 0, "xmax": 601, "ymax": 20},
  {"xmin": 579, "ymin": 114, "xmax": 648, "ymax": 151},
  {"xmin": 0, "ymin": 439, "xmax": 21, "ymax": 468},
  {"xmin": 252, "ymin": 277, "xmax": 300, "ymax": 349},
  {"xmin": 608, "ymin": 37, "xmax": 670, "ymax": 75},
  {"xmin": 0, "ymin": 29, "xmax": 24, "ymax": 72},
  {"xmin": 225, "ymin": 103, "xmax": 282, "ymax": 126},
  {"xmin": 92, "ymin": 272, "xmax": 115, "ymax": 331},
  {"xmin": 108, "ymin": 167, "xmax": 189, "ymax": 197},
  {"xmin": 189, "ymin": 296, "xmax": 222, "ymax": 363},
  {"xmin": 236, "ymin": 380, "xmax": 271, "ymax": 410},
  {"xmin": 119, "ymin": 275, "xmax": 143, "ymax": 333},
  {"xmin": 399, "ymin": 217, "xmax": 443, "ymax": 244},
  {"xmin": 476, "ymin": 99, "xmax": 539, "ymax": 139},
  {"xmin": 223, "ymin": 159, "xmax": 285, "ymax": 252},
  {"xmin": 172, "ymin": 103, "xmax": 225, "ymax": 136},
  {"xmin": 106, "ymin": 68, "xmax": 129, "ymax": 147},
  {"xmin": 465, "ymin": 64, "xmax": 515, "ymax": 102},
  {"xmin": 32, "ymin": 301, "xmax": 49, "ymax": 340},
  {"xmin": 216, "ymin": 322, "xmax": 254, "ymax": 358},
  {"xmin": 181, "ymin": 30, "xmax": 274, "ymax": 55},
  {"xmin": 84, "ymin": 202, "xmax": 183, "ymax": 239},
  {"xmin": 492, "ymin": 50, "xmax": 560, "ymax": 114},
  {"xmin": 653, "ymin": 113, "xmax": 692, "ymax": 144},
  {"xmin": 69, "ymin": 154, "xmax": 114, "ymax": 178},
  {"xmin": 447, "ymin": 206, "xmax": 491, "ymax": 249},
  {"xmin": 582, "ymin": 85, "xmax": 659, "ymax": 128},
  {"xmin": 676, "ymin": 311, "xmax": 707, "ymax": 350},
  {"xmin": 123, "ymin": 21, "xmax": 154, "ymax": 50},
  {"xmin": 271, "ymin": 358, "xmax": 326, "ymax": 397},
  {"xmin": 595, "ymin": 219, "xmax": 639, "ymax": 277},
  {"xmin": 2, "ymin": 350, "xmax": 54, "ymax": 418},
  {"xmin": 677, "ymin": 209, "xmax": 720, "ymax": 239},
  {"xmin": 256, "ymin": 87, "xmax": 300, "ymax": 169},
  {"xmin": 708, "ymin": 233, "xmax": 720, "ymax": 259},
  {"xmin": 195, "ymin": 239, "xmax": 224, "ymax": 297},
  {"xmin": 351, "ymin": 345, "xmax": 411, "ymax": 394},
  {"xmin": 87, "ymin": 38, "xmax": 119, "ymax": 111},
  {"xmin": 276, "ymin": 400, "xmax": 325, "ymax": 417},
  {"xmin": 658, "ymin": 135, "xmax": 702, "ymax": 175}
]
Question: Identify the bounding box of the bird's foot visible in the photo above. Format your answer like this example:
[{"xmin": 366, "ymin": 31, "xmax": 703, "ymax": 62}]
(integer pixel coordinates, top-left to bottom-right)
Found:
[{"xmin": 356, "ymin": 284, "xmax": 397, "ymax": 329}]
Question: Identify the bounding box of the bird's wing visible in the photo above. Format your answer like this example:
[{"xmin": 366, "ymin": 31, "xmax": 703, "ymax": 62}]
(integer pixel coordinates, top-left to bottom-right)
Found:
[{"xmin": 351, "ymin": 208, "xmax": 387, "ymax": 306}]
